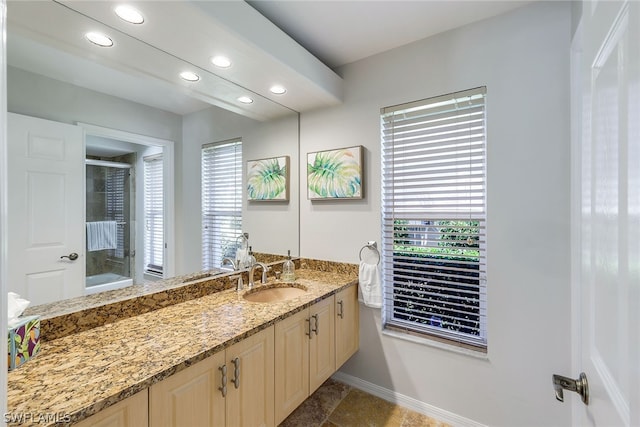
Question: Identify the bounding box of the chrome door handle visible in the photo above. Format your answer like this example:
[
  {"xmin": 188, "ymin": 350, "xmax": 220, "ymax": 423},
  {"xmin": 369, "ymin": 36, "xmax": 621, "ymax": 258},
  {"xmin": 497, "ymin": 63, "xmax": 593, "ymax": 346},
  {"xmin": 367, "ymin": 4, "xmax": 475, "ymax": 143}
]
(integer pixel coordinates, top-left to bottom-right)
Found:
[
  {"xmin": 552, "ymin": 372, "xmax": 589, "ymax": 405},
  {"xmin": 218, "ymin": 364, "xmax": 227, "ymax": 397},
  {"xmin": 309, "ymin": 314, "xmax": 318, "ymax": 337},
  {"xmin": 306, "ymin": 318, "xmax": 312, "ymax": 339},
  {"xmin": 312, "ymin": 314, "xmax": 319, "ymax": 336},
  {"xmin": 60, "ymin": 253, "xmax": 79, "ymax": 261},
  {"xmin": 231, "ymin": 357, "xmax": 240, "ymax": 389}
]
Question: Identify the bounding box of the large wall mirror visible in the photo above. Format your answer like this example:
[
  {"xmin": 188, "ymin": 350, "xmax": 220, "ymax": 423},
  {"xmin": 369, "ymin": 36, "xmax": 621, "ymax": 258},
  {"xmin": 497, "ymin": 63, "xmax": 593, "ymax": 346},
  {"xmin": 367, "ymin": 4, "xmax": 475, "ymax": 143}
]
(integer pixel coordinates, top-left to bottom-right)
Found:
[{"xmin": 5, "ymin": 1, "xmax": 300, "ymax": 307}]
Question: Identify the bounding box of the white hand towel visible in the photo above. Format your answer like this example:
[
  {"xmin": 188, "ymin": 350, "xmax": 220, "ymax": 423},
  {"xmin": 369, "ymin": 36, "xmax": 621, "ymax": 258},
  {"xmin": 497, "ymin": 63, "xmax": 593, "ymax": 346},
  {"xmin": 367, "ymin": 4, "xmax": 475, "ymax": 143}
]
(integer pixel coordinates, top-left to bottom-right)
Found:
[
  {"xmin": 86, "ymin": 221, "xmax": 118, "ymax": 251},
  {"xmin": 359, "ymin": 261, "xmax": 382, "ymax": 308}
]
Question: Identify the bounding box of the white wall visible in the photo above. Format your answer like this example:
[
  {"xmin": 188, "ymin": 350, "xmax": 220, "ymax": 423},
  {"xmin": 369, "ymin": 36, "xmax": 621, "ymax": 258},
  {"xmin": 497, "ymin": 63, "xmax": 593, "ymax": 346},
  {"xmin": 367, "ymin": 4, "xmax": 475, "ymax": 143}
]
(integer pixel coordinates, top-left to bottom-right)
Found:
[
  {"xmin": 180, "ymin": 106, "xmax": 299, "ymax": 274},
  {"xmin": 7, "ymin": 67, "xmax": 181, "ymax": 143},
  {"xmin": 300, "ymin": 2, "xmax": 572, "ymax": 426}
]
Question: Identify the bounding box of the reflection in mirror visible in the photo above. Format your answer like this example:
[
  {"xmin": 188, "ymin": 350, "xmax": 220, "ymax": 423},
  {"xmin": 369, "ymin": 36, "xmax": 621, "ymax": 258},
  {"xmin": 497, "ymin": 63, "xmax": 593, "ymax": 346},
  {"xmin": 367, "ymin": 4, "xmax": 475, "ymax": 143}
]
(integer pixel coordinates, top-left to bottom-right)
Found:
[
  {"xmin": 84, "ymin": 156, "xmax": 135, "ymax": 295},
  {"xmin": 82, "ymin": 130, "xmax": 170, "ymax": 295},
  {"xmin": 6, "ymin": 1, "xmax": 300, "ymax": 307}
]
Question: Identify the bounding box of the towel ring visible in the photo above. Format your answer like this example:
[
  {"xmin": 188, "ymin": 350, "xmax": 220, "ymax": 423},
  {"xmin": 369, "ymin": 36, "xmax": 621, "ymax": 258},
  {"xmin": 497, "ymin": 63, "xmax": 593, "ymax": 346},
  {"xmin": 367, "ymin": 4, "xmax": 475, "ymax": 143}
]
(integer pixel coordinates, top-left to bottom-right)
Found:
[{"xmin": 359, "ymin": 241, "xmax": 380, "ymax": 266}]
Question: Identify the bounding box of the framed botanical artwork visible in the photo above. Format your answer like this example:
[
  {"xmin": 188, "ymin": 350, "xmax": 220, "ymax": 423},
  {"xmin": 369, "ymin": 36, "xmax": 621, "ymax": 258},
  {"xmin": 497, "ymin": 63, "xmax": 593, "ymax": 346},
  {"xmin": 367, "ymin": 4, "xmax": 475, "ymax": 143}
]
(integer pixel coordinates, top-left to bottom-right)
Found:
[
  {"xmin": 246, "ymin": 155, "xmax": 289, "ymax": 201},
  {"xmin": 307, "ymin": 145, "xmax": 363, "ymax": 200}
]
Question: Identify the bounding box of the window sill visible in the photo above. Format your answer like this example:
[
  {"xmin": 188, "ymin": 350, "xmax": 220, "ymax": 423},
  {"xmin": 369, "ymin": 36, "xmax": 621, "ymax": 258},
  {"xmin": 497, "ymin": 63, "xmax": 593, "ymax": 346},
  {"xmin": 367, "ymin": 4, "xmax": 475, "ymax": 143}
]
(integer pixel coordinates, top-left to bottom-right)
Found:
[
  {"xmin": 381, "ymin": 327, "xmax": 489, "ymax": 360},
  {"xmin": 144, "ymin": 271, "xmax": 163, "ymax": 281}
]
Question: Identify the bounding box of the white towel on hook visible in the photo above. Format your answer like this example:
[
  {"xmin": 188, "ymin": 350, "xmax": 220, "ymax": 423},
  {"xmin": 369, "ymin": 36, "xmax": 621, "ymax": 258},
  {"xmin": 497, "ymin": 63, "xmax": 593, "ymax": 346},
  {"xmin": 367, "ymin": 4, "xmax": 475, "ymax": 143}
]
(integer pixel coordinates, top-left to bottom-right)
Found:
[
  {"xmin": 86, "ymin": 221, "xmax": 118, "ymax": 251},
  {"xmin": 359, "ymin": 261, "xmax": 382, "ymax": 308}
]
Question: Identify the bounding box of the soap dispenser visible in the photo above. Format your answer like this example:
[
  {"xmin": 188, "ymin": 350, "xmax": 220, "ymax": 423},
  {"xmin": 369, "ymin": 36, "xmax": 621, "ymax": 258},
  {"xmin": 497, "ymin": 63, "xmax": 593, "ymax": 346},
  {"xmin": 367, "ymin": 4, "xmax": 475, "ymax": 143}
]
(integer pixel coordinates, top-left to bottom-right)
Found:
[
  {"xmin": 236, "ymin": 233, "xmax": 249, "ymax": 268},
  {"xmin": 247, "ymin": 246, "xmax": 256, "ymax": 267},
  {"xmin": 282, "ymin": 250, "xmax": 295, "ymax": 282}
]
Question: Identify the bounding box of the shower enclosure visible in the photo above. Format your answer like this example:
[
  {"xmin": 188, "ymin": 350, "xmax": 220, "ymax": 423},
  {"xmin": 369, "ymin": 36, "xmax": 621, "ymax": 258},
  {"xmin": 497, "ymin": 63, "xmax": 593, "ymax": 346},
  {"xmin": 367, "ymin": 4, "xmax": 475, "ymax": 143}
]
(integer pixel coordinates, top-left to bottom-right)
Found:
[{"xmin": 85, "ymin": 158, "xmax": 135, "ymax": 294}]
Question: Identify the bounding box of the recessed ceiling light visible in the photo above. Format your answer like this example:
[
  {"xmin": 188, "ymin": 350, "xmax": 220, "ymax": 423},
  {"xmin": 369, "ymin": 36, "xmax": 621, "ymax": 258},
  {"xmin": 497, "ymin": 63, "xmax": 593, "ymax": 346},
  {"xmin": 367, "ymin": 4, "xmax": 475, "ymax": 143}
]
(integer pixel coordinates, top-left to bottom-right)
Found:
[
  {"xmin": 211, "ymin": 56, "xmax": 232, "ymax": 68},
  {"xmin": 270, "ymin": 85, "xmax": 286, "ymax": 95},
  {"xmin": 85, "ymin": 32, "xmax": 113, "ymax": 47},
  {"xmin": 238, "ymin": 96, "xmax": 254, "ymax": 104},
  {"xmin": 180, "ymin": 71, "xmax": 200, "ymax": 82},
  {"xmin": 115, "ymin": 5, "xmax": 144, "ymax": 24}
]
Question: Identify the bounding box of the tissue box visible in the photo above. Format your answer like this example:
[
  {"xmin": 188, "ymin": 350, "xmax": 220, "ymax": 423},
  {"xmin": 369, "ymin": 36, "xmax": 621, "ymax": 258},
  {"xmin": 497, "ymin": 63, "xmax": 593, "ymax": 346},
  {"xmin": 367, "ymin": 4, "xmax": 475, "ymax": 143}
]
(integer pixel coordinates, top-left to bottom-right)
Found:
[{"xmin": 8, "ymin": 316, "xmax": 40, "ymax": 371}]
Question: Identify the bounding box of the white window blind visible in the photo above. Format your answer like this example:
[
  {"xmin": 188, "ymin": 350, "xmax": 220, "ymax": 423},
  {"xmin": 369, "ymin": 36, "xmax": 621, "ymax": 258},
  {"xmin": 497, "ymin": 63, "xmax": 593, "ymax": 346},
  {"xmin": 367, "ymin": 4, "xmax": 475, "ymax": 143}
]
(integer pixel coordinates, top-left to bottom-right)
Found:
[
  {"xmin": 202, "ymin": 139, "xmax": 242, "ymax": 270},
  {"xmin": 144, "ymin": 155, "xmax": 164, "ymax": 275},
  {"xmin": 381, "ymin": 87, "xmax": 487, "ymax": 350}
]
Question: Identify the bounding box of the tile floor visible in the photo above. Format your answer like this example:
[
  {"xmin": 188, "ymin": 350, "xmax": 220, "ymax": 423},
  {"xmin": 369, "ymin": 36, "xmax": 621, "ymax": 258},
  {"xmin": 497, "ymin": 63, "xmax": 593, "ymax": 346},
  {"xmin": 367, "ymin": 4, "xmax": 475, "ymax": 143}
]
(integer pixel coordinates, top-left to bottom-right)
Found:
[{"xmin": 279, "ymin": 378, "xmax": 451, "ymax": 427}]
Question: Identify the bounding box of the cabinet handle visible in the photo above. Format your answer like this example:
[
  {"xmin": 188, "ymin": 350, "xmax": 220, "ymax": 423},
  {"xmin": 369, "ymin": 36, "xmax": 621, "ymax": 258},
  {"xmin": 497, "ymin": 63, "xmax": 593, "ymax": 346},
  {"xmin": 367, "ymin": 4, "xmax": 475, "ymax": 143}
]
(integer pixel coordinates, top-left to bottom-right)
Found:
[
  {"xmin": 218, "ymin": 364, "xmax": 227, "ymax": 397},
  {"xmin": 337, "ymin": 300, "xmax": 344, "ymax": 319},
  {"xmin": 231, "ymin": 357, "xmax": 240, "ymax": 389},
  {"xmin": 312, "ymin": 314, "xmax": 319, "ymax": 336},
  {"xmin": 305, "ymin": 318, "xmax": 312, "ymax": 339}
]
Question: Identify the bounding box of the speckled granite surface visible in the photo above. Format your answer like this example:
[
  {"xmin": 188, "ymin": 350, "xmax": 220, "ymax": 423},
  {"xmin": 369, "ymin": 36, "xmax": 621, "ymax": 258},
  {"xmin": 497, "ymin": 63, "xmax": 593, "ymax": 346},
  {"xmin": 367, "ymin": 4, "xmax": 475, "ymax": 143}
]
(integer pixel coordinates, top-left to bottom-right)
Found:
[
  {"xmin": 7, "ymin": 266, "xmax": 357, "ymax": 427},
  {"xmin": 25, "ymin": 270, "xmax": 237, "ymax": 342},
  {"xmin": 299, "ymin": 258, "xmax": 359, "ymax": 275},
  {"xmin": 24, "ymin": 257, "xmax": 355, "ymax": 343},
  {"xmin": 24, "ymin": 268, "xmax": 230, "ymax": 319}
]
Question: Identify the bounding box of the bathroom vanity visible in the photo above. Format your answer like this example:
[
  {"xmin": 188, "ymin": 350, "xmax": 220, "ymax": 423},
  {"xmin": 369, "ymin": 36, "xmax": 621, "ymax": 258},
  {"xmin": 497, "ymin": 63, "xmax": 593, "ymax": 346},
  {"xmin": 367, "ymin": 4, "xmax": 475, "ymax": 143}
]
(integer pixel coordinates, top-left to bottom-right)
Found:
[{"xmin": 6, "ymin": 260, "xmax": 359, "ymax": 426}]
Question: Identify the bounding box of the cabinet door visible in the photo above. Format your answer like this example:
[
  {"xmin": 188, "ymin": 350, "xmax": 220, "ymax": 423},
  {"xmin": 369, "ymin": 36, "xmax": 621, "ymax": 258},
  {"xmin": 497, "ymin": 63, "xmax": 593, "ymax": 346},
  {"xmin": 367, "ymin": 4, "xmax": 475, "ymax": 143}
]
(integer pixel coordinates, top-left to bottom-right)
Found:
[
  {"xmin": 309, "ymin": 296, "xmax": 335, "ymax": 392},
  {"xmin": 149, "ymin": 351, "xmax": 226, "ymax": 427},
  {"xmin": 335, "ymin": 284, "xmax": 360, "ymax": 368},
  {"xmin": 274, "ymin": 308, "xmax": 310, "ymax": 424},
  {"xmin": 226, "ymin": 326, "xmax": 275, "ymax": 427},
  {"xmin": 75, "ymin": 390, "xmax": 148, "ymax": 427}
]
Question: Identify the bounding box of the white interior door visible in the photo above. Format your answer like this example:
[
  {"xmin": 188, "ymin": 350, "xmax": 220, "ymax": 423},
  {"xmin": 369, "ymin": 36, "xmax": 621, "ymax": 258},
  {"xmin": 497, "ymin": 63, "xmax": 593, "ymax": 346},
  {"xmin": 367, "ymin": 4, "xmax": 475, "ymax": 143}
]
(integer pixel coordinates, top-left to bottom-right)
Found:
[
  {"xmin": 573, "ymin": 1, "xmax": 639, "ymax": 426},
  {"xmin": 7, "ymin": 112, "xmax": 84, "ymax": 306}
]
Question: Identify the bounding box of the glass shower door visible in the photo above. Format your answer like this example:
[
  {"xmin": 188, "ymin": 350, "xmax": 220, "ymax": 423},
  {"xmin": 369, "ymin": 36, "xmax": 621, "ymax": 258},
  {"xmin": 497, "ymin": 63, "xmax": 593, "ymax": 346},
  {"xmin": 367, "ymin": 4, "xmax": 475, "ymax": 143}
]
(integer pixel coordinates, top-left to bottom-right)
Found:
[{"xmin": 85, "ymin": 159, "xmax": 135, "ymax": 291}]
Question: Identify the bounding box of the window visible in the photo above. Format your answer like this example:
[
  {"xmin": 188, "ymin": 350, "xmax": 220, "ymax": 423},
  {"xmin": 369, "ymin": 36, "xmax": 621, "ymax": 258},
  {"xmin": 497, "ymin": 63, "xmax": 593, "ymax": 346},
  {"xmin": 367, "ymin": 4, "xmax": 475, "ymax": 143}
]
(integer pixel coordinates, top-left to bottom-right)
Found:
[
  {"xmin": 143, "ymin": 154, "xmax": 164, "ymax": 275},
  {"xmin": 380, "ymin": 87, "xmax": 487, "ymax": 351},
  {"xmin": 202, "ymin": 139, "xmax": 243, "ymax": 270}
]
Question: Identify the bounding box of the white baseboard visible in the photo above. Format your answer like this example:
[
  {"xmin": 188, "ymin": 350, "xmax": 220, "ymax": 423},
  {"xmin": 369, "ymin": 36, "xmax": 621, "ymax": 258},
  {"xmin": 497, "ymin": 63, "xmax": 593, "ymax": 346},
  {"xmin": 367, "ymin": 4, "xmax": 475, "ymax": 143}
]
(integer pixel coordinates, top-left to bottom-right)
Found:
[{"xmin": 331, "ymin": 371, "xmax": 487, "ymax": 427}]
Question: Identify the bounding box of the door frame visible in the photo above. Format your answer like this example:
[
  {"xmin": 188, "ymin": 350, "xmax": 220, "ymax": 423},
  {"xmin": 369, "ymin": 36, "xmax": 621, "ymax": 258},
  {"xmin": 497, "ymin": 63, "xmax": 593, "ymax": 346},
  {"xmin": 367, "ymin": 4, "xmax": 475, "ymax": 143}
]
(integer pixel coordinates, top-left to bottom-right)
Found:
[
  {"xmin": 569, "ymin": 16, "xmax": 584, "ymax": 426},
  {"xmin": 1, "ymin": 0, "xmax": 8, "ymax": 417},
  {"xmin": 79, "ymin": 123, "xmax": 176, "ymax": 279}
]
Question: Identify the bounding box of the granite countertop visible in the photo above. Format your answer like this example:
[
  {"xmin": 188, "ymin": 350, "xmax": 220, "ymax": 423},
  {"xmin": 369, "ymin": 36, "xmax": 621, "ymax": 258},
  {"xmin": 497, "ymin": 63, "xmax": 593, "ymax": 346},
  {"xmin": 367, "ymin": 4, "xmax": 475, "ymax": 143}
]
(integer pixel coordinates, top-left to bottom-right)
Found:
[
  {"xmin": 23, "ymin": 268, "xmax": 237, "ymax": 342},
  {"xmin": 7, "ymin": 267, "xmax": 357, "ymax": 427},
  {"xmin": 23, "ymin": 268, "xmax": 229, "ymax": 320}
]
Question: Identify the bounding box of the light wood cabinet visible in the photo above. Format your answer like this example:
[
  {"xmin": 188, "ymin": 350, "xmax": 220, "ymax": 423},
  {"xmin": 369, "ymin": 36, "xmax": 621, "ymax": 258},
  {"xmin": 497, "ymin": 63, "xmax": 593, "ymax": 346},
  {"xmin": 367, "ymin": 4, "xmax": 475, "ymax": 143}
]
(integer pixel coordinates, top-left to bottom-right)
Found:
[
  {"xmin": 75, "ymin": 390, "xmax": 148, "ymax": 427},
  {"xmin": 149, "ymin": 351, "xmax": 225, "ymax": 427},
  {"xmin": 274, "ymin": 297, "xmax": 335, "ymax": 424},
  {"xmin": 90, "ymin": 286, "xmax": 358, "ymax": 427},
  {"xmin": 309, "ymin": 297, "xmax": 335, "ymax": 392},
  {"xmin": 274, "ymin": 309, "xmax": 309, "ymax": 424},
  {"xmin": 150, "ymin": 326, "xmax": 274, "ymax": 427},
  {"xmin": 225, "ymin": 327, "xmax": 275, "ymax": 427},
  {"xmin": 335, "ymin": 284, "xmax": 359, "ymax": 368}
]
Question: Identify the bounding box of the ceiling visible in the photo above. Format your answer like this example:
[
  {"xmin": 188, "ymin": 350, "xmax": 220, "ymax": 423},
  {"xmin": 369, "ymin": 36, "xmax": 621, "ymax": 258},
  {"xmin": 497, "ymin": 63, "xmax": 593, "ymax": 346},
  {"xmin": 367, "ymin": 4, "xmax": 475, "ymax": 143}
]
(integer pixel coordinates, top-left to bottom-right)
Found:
[
  {"xmin": 7, "ymin": 1, "xmax": 531, "ymax": 118},
  {"xmin": 247, "ymin": 0, "xmax": 532, "ymax": 69}
]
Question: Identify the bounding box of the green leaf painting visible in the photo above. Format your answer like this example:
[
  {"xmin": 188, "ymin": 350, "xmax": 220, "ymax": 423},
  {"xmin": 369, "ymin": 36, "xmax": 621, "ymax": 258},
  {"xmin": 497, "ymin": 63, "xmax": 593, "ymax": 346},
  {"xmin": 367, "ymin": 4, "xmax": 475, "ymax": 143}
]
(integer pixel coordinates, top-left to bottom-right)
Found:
[
  {"xmin": 247, "ymin": 156, "xmax": 289, "ymax": 201},
  {"xmin": 307, "ymin": 146, "xmax": 363, "ymax": 199}
]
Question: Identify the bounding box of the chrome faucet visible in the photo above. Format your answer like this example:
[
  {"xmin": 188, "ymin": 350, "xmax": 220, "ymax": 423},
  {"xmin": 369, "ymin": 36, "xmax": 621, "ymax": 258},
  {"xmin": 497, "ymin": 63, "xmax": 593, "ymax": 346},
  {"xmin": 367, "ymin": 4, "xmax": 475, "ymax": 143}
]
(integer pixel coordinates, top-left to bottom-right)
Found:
[
  {"xmin": 248, "ymin": 262, "xmax": 270, "ymax": 289},
  {"xmin": 229, "ymin": 274, "xmax": 244, "ymax": 291},
  {"xmin": 221, "ymin": 257, "xmax": 237, "ymax": 271}
]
